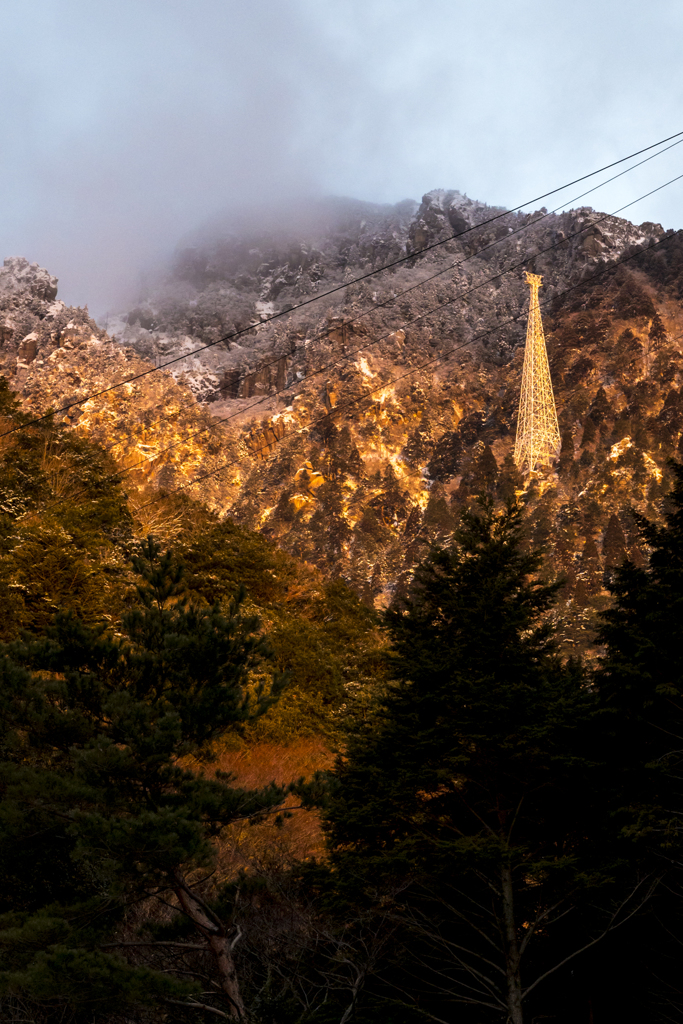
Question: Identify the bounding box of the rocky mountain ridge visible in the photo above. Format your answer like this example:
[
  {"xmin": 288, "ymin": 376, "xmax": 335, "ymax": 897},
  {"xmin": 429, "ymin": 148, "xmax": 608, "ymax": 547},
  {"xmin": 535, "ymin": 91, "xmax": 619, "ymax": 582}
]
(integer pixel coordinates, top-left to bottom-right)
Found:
[
  {"xmin": 2, "ymin": 189, "xmax": 682, "ymax": 649},
  {"xmin": 99, "ymin": 191, "xmax": 665, "ymax": 402}
]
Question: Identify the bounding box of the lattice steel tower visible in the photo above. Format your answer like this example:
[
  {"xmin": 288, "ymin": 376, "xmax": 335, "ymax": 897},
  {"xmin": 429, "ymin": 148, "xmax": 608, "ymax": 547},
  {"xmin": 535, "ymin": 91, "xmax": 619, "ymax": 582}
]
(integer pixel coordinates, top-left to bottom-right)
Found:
[{"xmin": 514, "ymin": 272, "xmax": 561, "ymax": 474}]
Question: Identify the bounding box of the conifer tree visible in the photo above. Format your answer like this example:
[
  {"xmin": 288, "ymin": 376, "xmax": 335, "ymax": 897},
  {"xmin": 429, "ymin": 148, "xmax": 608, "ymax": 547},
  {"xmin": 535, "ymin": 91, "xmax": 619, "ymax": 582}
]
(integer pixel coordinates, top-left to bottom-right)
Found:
[
  {"xmin": 597, "ymin": 461, "xmax": 683, "ymax": 771},
  {"xmin": 649, "ymin": 311, "xmax": 667, "ymax": 348},
  {"xmin": 322, "ymin": 500, "xmax": 652, "ymax": 1024},
  {"xmin": 558, "ymin": 427, "xmax": 576, "ymax": 480},
  {"xmin": 594, "ymin": 461, "xmax": 683, "ymax": 1014},
  {"xmin": 496, "ymin": 451, "xmax": 524, "ymax": 502},
  {"xmin": 467, "ymin": 443, "xmax": 498, "ymax": 494},
  {"xmin": 0, "ymin": 538, "xmax": 285, "ymax": 1021},
  {"xmin": 602, "ymin": 513, "xmax": 628, "ymax": 569},
  {"xmin": 596, "ymin": 461, "xmax": 683, "ymax": 843}
]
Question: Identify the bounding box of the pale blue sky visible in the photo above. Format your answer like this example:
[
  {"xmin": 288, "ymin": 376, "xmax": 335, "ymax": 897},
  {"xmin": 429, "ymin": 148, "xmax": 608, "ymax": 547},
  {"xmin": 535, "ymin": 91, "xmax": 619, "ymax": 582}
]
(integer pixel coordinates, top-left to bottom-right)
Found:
[{"xmin": 1, "ymin": 0, "xmax": 682, "ymax": 311}]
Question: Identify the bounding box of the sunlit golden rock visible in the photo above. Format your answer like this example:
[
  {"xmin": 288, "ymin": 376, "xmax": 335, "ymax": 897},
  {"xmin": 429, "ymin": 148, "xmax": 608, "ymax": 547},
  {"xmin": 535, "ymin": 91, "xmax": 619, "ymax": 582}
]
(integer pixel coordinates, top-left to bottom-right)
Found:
[
  {"xmin": 289, "ymin": 493, "xmax": 314, "ymax": 512},
  {"xmin": 295, "ymin": 463, "xmax": 325, "ymax": 494}
]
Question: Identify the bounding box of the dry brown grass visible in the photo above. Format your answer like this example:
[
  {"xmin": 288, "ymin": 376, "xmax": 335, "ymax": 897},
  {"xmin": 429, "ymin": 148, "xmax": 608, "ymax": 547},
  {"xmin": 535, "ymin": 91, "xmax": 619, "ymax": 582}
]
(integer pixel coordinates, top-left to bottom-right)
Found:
[
  {"xmin": 39, "ymin": 441, "xmax": 85, "ymax": 502},
  {"xmin": 127, "ymin": 487, "xmax": 189, "ymax": 542},
  {"xmin": 211, "ymin": 737, "xmax": 334, "ymax": 877}
]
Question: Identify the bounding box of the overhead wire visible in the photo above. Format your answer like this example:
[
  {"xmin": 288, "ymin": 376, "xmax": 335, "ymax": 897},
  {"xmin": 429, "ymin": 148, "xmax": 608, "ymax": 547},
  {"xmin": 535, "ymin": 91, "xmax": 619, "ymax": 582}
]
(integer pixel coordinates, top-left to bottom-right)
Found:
[
  {"xmin": 17, "ymin": 170, "xmax": 683, "ymax": 527},
  {"xmin": 132, "ymin": 225, "xmax": 682, "ymax": 514},
  {"xmin": 66, "ymin": 147, "xmax": 683, "ymax": 482},
  {"xmin": 17, "ymin": 222, "xmax": 680, "ymax": 529},
  {"xmin": 118, "ymin": 127, "xmax": 683, "ymax": 425},
  {"xmin": 99, "ymin": 162, "xmax": 683, "ymax": 483},
  {"xmin": 11, "ymin": 163, "xmax": 683, "ymax": 526},
  {"xmin": 3, "ymin": 128, "xmax": 683, "ymax": 440}
]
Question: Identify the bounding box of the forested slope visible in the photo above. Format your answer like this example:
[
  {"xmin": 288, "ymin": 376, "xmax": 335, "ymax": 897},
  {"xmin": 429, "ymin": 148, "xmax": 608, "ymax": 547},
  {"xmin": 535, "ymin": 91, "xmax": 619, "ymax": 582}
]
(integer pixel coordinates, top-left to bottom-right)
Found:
[{"xmin": 3, "ymin": 190, "xmax": 683, "ymax": 1020}]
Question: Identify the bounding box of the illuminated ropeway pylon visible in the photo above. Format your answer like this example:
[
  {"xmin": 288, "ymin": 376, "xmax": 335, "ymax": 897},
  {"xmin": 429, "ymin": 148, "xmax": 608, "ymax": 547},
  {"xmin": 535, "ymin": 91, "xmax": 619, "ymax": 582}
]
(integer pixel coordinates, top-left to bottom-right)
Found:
[{"xmin": 514, "ymin": 272, "xmax": 561, "ymax": 475}]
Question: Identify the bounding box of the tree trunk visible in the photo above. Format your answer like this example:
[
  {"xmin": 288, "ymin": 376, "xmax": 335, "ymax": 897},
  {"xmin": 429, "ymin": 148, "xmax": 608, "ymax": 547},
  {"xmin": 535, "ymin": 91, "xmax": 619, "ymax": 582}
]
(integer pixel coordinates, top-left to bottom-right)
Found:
[
  {"xmin": 172, "ymin": 872, "xmax": 245, "ymax": 1018},
  {"xmin": 501, "ymin": 862, "xmax": 524, "ymax": 1024}
]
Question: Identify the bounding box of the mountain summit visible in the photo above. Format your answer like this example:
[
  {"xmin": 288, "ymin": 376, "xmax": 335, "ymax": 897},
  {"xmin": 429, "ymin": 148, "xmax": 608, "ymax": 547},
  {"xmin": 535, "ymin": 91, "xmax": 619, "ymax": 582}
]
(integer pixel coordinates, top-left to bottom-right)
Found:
[{"xmin": 2, "ymin": 191, "xmax": 680, "ymax": 646}]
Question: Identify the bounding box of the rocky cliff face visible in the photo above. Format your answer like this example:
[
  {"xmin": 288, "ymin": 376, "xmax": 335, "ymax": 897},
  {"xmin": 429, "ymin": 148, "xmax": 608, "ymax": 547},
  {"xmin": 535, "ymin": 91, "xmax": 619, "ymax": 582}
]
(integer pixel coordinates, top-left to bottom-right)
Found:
[{"xmin": 3, "ymin": 191, "xmax": 682, "ymax": 650}]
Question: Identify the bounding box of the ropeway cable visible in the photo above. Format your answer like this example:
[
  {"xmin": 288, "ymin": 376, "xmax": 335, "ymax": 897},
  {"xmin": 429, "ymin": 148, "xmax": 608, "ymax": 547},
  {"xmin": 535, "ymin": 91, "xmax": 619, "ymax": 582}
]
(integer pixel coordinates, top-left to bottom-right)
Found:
[
  {"xmin": 3, "ymin": 128, "xmax": 683, "ymax": 440},
  {"xmin": 19, "ymin": 224, "xmax": 681, "ymax": 529},
  {"xmin": 116, "ymin": 128, "xmax": 683, "ymax": 423},
  {"xmin": 17, "ymin": 172, "xmax": 683, "ymax": 527},
  {"xmin": 131, "ymin": 226, "xmax": 682, "ymax": 514},
  {"xmin": 98, "ymin": 162, "xmax": 683, "ymax": 481},
  {"xmin": 69, "ymin": 149, "xmax": 683, "ymax": 484}
]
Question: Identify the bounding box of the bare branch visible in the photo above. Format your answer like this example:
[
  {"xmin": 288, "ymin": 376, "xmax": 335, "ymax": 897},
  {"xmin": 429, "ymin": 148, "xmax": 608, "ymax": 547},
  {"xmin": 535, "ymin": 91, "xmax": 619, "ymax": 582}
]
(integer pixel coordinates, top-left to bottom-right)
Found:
[
  {"xmin": 229, "ymin": 925, "xmax": 243, "ymax": 951},
  {"xmin": 409, "ymin": 947, "xmax": 504, "ymax": 999},
  {"xmin": 506, "ymin": 796, "xmax": 526, "ymax": 844},
  {"xmin": 519, "ymin": 899, "xmax": 572, "ymax": 956},
  {"xmin": 100, "ymin": 940, "xmax": 207, "ymax": 951},
  {"xmin": 456, "ymin": 795, "xmax": 499, "ymax": 837},
  {"xmin": 163, "ymin": 998, "xmax": 230, "ymax": 1019},
  {"xmin": 522, "ymin": 876, "xmax": 660, "ymax": 999}
]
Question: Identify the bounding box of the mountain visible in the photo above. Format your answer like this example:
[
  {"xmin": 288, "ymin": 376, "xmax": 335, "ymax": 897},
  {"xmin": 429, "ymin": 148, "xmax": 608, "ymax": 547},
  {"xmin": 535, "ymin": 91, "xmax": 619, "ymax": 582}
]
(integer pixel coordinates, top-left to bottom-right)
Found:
[{"xmin": 2, "ymin": 190, "xmax": 681, "ymax": 650}]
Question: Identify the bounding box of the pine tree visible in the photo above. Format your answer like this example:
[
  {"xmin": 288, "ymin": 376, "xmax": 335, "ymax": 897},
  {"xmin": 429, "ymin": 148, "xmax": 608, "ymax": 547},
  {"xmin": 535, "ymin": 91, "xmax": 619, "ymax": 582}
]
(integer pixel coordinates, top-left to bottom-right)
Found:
[
  {"xmin": 558, "ymin": 427, "xmax": 576, "ymax": 479},
  {"xmin": 581, "ymin": 416, "xmax": 597, "ymax": 448},
  {"xmin": 596, "ymin": 461, "xmax": 683, "ymax": 817},
  {"xmin": 597, "ymin": 462, "xmax": 683, "ymax": 768},
  {"xmin": 0, "ymin": 538, "xmax": 285, "ymax": 1020},
  {"xmin": 496, "ymin": 451, "xmax": 524, "ymax": 502},
  {"xmin": 468, "ymin": 443, "xmax": 499, "ymax": 494},
  {"xmin": 595, "ymin": 461, "xmax": 683, "ymax": 1014},
  {"xmin": 588, "ymin": 386, "xmax": 611, "ymax": 425},
  {"xmin": 578, "ymin": 534, "xmax": 602, "ymax": 596},
  {"xmin": 0, "ymin": 377, "xmax": 133, "ymax": 639},
  {"xmin": 322, "ymin": 500, "xmax": 651, "ymax": 1024},
  {"xmin": 602, "ymin": 513, "xmax": 627, "ymax": 569},
  {"xmin": 649, "ymin": 311, "xmax": 667, "ymax": 348}
]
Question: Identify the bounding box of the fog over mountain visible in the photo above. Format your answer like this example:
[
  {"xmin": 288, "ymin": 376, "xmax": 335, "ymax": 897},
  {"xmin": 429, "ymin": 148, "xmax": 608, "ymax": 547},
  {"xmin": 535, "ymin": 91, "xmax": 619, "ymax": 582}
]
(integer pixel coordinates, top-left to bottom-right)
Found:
[
  {"xmin": 3, "ymin": 181, "xmax": 681, "ymax": 655},
  {"xmin": 1, "ymin": 0, "xmax": 683, "ymax": 314}
]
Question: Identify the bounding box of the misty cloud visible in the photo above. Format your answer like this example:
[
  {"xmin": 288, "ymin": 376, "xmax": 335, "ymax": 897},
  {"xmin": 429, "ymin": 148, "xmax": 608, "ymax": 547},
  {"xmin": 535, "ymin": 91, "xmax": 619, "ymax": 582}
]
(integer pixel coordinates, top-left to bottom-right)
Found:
[{"xmin": 1, "ymin": 0, "xmax": 682, "ymax": 313}]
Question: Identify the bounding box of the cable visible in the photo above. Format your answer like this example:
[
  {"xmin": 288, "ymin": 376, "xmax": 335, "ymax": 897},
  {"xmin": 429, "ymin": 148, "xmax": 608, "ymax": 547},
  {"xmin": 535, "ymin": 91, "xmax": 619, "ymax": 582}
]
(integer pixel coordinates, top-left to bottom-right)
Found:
[
  {"xmin": 13, "ymin": 168, "xmax": 683, "ymax": 527},
  {"xmin": 129, "ymin": 226, "xmax": 681, "ymax": 515},
  {"xmin": 3, "ymin": 128, "xmax": 683, "ymax": 440},
  {"xmin": 100, "ymin": 162, "xmax": 683, "ymax": 481},
  {"xmin": 18, "ymin": 171, "xmax": 683, "ymax": 528},
  {"xmin": 18, "ymin": 223, "xmax": 680, "ymax": 531},
  {"xmin": 120, "ymin": 128, "xmax": 683, "ymax": 425},
  {"xmin": 53, "ymin": 133, "xmax": 681, "ymax": 479}
]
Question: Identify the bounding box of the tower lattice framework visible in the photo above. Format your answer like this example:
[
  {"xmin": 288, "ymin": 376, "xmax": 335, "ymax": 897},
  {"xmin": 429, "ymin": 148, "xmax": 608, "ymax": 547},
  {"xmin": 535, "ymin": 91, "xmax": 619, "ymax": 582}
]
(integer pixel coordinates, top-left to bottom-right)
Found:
[{"xmin": 514, "ymin": 272, "xmax": 561, "ymax": 474}]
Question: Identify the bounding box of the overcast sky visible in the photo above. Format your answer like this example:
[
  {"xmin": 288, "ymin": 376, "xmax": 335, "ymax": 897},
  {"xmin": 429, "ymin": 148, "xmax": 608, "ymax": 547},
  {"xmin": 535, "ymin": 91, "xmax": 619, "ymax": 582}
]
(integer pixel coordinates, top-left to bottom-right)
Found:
[{"xmin": 1, "ymin": 0, "xmax": 683, "ymax": 313}]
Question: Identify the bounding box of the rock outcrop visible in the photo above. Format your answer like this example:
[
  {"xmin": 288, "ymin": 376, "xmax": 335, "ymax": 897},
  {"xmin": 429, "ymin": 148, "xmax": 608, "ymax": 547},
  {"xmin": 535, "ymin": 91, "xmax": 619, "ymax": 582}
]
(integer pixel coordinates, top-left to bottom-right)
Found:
[{"xmin": 0, "ymin": 256, "xmax": 106, "ymax": 388}]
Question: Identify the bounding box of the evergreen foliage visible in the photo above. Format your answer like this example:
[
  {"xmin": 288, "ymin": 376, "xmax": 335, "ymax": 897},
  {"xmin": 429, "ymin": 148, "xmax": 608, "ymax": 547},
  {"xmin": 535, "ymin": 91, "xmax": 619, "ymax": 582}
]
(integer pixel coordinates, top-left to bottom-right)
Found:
[
  {"xmin": 496, "ymin": 450, "xmax": 524, "ymax": 501},
  {"xmin": 595, "ymin": 460, "xmax": 683, "ymax": 1018},
  {"xmin": 597, "ymin": 460, "xmax": 683, "ymax": 762},
  {"xmin": 602, "ymin": 513, "xmax": 627, "ymax": 569},
  {"xmin": 0, "ymin": 384, "xmax": 132, "ymax": 638},
  {"xmin": 0, "ymin": 367, "xmax": 388, "ymax": 739},
  {"xmin": 320, "ymin": 499, "xmax": 650, "ymax": 1023},
  {"xmin": 5, "ymin": 348, "xmax": 683, "ymax": 1021},
  {"xmin": 0, "ymin": 538, "xmax": 286, "ymax": 1020},
  {"xmin": 179, "ymin": 517, "xmax": 388, "ymax": 735},
  {"xmin": 649, "ymin": 311, "xmax": 667, "ymax": 347}
]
